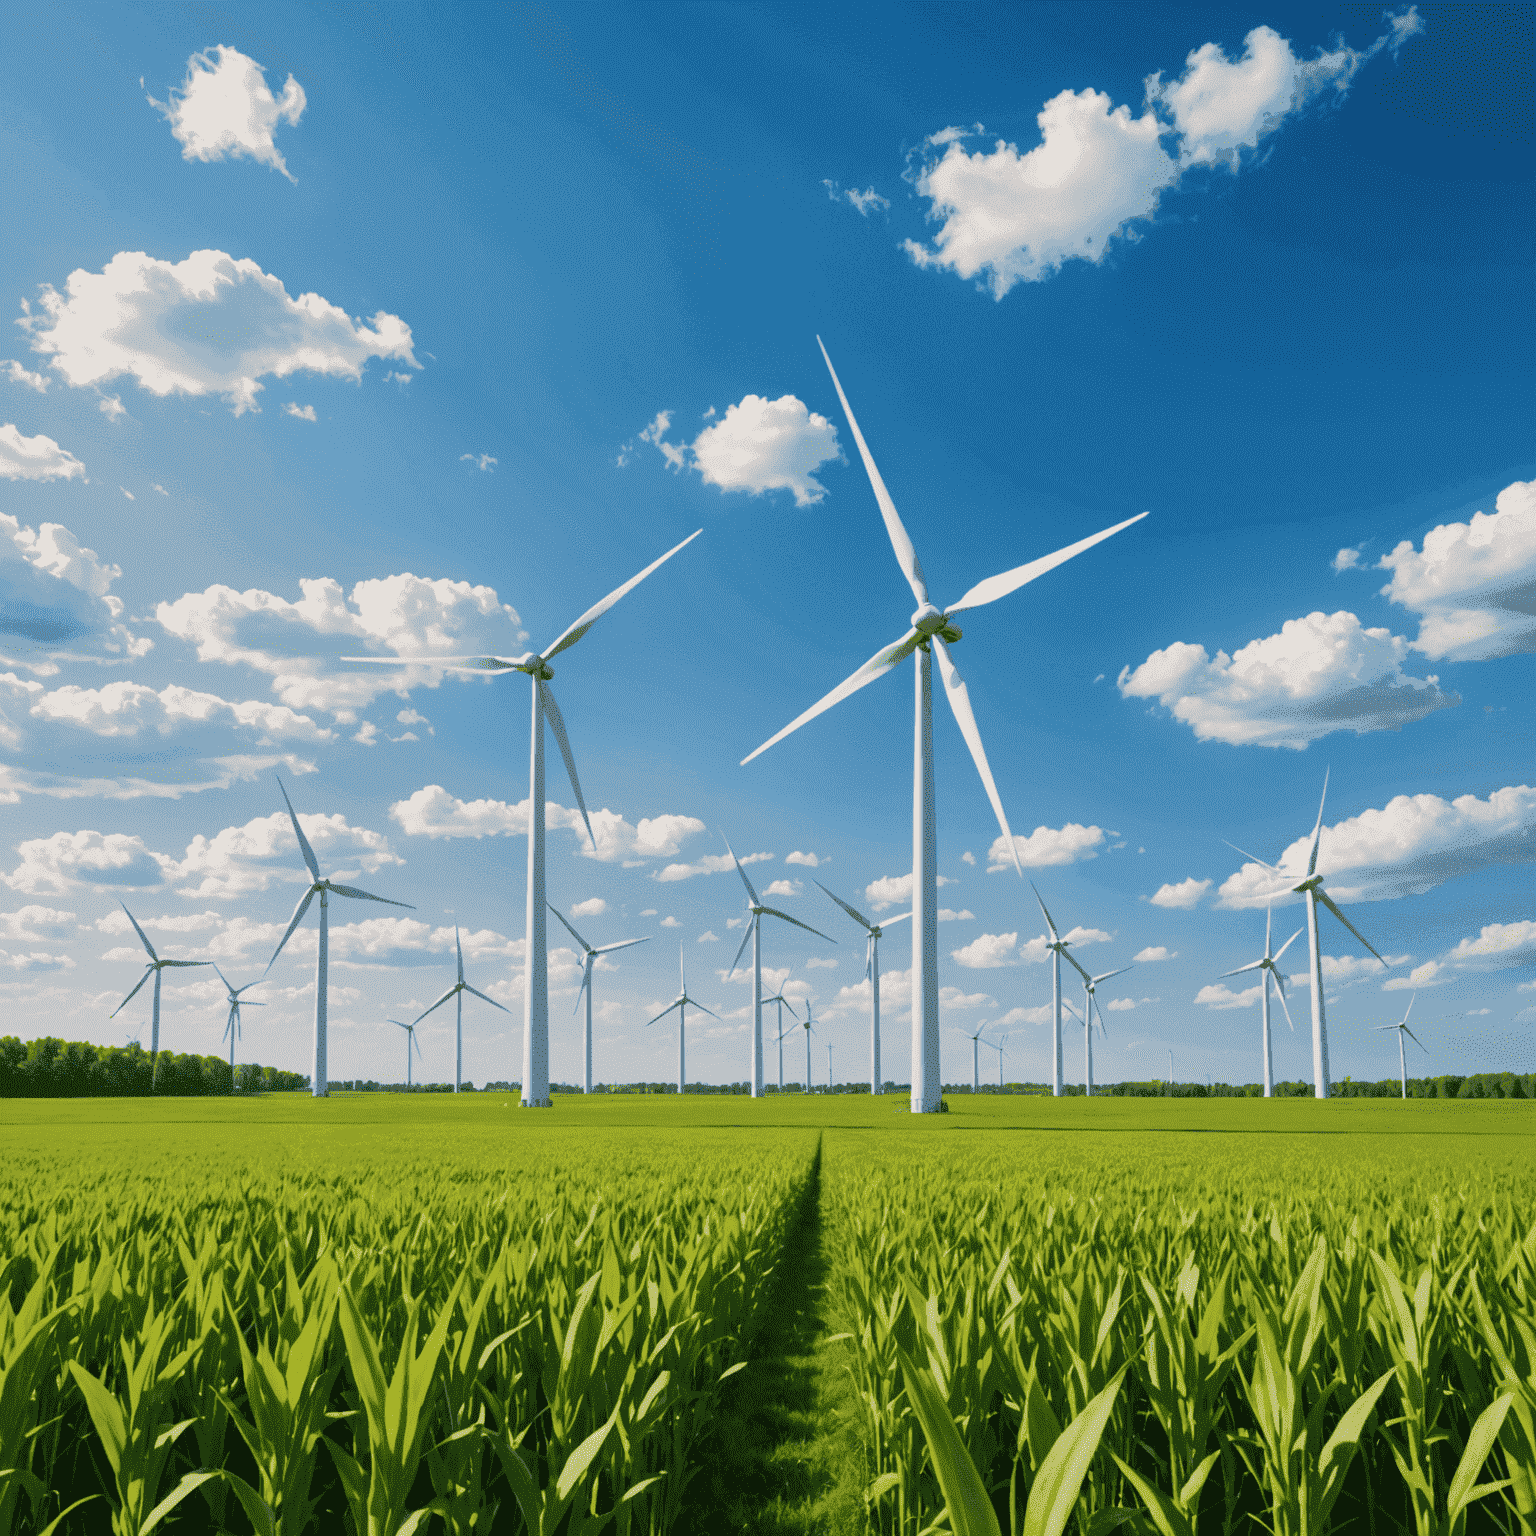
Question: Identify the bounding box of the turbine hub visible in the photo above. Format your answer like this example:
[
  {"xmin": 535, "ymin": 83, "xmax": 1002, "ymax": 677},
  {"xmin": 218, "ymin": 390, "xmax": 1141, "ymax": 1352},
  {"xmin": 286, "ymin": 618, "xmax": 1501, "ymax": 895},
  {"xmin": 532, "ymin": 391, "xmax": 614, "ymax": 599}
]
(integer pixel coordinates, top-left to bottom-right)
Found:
[
  {"xmin": 517, "ymin": 655, "xmax": 554, "ymax": 680},
  {"xmin": 911, "ymin": 604, "xmax": 946, "ymax": 635}
]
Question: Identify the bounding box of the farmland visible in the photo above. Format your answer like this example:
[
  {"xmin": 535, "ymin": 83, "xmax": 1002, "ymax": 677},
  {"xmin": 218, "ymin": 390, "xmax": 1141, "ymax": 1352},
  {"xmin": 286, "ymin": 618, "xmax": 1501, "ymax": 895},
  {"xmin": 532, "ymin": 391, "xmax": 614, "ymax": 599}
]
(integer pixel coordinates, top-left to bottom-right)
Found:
[{"xmin": 2, "ymin": 1095, "xmax": 1533, "ymax": 1534}]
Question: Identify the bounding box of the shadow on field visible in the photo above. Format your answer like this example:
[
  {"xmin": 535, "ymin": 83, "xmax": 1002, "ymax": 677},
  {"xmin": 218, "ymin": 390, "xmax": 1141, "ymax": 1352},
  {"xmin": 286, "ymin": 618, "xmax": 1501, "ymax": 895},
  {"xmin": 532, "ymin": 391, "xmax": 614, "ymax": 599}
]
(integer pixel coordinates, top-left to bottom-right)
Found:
[{"xmin": 681, "ymin": 1138, "xmax": 863, "ymax": 1535}]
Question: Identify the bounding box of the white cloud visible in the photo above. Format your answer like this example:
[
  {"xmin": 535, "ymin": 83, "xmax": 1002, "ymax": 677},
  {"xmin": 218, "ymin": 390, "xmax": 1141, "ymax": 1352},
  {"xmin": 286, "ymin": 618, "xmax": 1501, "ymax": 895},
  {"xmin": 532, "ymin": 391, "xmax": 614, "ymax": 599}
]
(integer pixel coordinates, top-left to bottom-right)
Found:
[
  {"xmin": 461, "ymin": 454, "xmax": 497, "ymax": 472},
  {"xmin": 1148, "ymin": 877, "xmax": 1211, "ymax": 910},
  {"xmin": 0, "ymin": 948, "xmax": 74, "ymax": 973},
  {"xmin": 660, "ymin": 916, "xmax": 679, "ymax": 928},
  {"xmin": 283, "ymin": 403, "xmax": 317, "ymax": 422},
  {"xmin": 655, "ymin": 850, "xmax": 770, "ymax": 882},
  {"xmin": 5, "ymin": 831, "xmax": 176, "ymax": 894},
  {"xmin": 1219, "ymin": 784, "xmax": 1536, "ymax": 906},
  {"xmin": 822, "ymin": 180, "xmax": 890, "ymax": 215},
  {"xmin": 152, "ymin": 485, "xmax": 167, "ymax": 496},
  {"xmin": 785, "ymin": 850, "xmax": 821, "ymax": 867},
  {"xmin": 1107, "ymin": 997, "xmax": 1137, "ymax": 1011},
  {"xmin": 697, "ymin": 930, "xmax": 719, "ymax": 943},
  {"xmin": 639, "ymin": 909, "xmax": 657, "ymax": 918},
  {"xmin": 1, "ymin": 361, "xmax": 49, "ymax": 393},
  {"xmin": 1378, "ymin": 480, "xmax": 1536, "ymax": 662},
  {"xmin": 100, "ymin": 397, "xmax": 127, "ymax": 422},
  {"xmin": 864, "ymin": 872, "xmax": 954, "ymax": 910},
  {"xmin": 961, "ymin": 851, "xmax": 976, "ymax": 866},
  {"xmin": 0, "ymin": 905, "xmax": 77, "ymax": 940},
  {"xmin": 951, "ymin": 931, "xmax": 1021, "ymax": 969},
  {"xmin": 988, "ymin": 823, "xmax": 1105, "ymax": 871},
  {"xmin": 1118, "ymin": 610, "xmax": 1457, "ymax": 748},
  {"xmin": 173, "ymin": 809, "xmax": 402, "ymax": 899},
  {"xmin": 395, "ymin": 708, "xmax": 432, "ymax": 736},
  {"xmin": 22, "ymin": 680, "xmax": 332, "ymax": 744},
  {"xmin": 569, "ymin": 897, "xmax": 607, "ymax": 917},
  {"xmin": 996, "ymin": 1004, "xmax": 1053, "ymax": 1027},
  {"xmin": 939, "ymin": 908, "xmax": 974, "ymax": 922},
  {"xmin": 764, "ymin": 879, "xmax": 802, "ymax": 898},
  {"xmin": 941, "ymin": 986, "xmax": 994, "ymax": 1009},
  {"xmin": 389, "ymin": 785, "xmax": 706, "ymax": 866},
  {"xmin": 1194, "ymin": 982, "xmax": 1263, "ymax": 1009},
  {"xmin": 0, "ymin": 424, "xmax": 87, "ymax": 483},
  {"xmin": 1383, "ymin": 920, "xmax": 1536, "ymax": 991},
  {"xmin": 156, "ymin": 572, "xmax": 522, "ymax": 720},
  {"xmin": 21, "ymin": 250, "xmax": 417, "ymax": 415},
  {"xmin": 635, "ymin": 395, "xmax": 844, "ymax": 508},
  {"xmin": 807, "ymin": 956, "xmax": 837, "ymax": 968},
  {"xmin": 1333, "ymin": 546, "xmax": 1363, "ymax": 574},
  {"xmin": 149, "ymin": 46, "xmax": 305, "ymax": 179},
  {"xmin": 1133, "ymin": 946, "xmax": 1176, "ymax": 963}
]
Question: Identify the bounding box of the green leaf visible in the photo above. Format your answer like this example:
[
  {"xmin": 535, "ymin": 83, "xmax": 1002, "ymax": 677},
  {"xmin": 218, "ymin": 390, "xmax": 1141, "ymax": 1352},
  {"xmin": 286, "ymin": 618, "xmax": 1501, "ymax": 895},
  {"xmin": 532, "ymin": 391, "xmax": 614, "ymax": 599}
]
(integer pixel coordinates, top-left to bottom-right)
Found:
[
  {"xmin": 555, "ymin": 1415, "xmax": 615, "ymax": 1504},
  {"xmin": 866, "ymin": 1471, "xmax": 902, "ymax": 1503},
  {"xmin": 1111, "ymin": 1455, "xmax": 1190, "ymax": 1536},
  {"xmin": 216, "ymin": 1470, "xmax": 278, "ymax": 1536},
  {"xmin": 65, "ymin": 1363, "xmax": 127, "ymax": 1478},
  {"xmin": 140, "ymin": 1470, "xmax": 220, "ymax": 1536},
  {"xmin": 1316, "ymin": 1370, "xmax": 1393, "ymax": 1526},
  {"xmin": 719, "ymin": 1361, "xmax": 748, "ymax": 1382},
  {"xmin": 33, "ymin": 1495, "xmax": 98, "ymax": 1536},
  {"xmin": 1021, "ymin": 1367, "xmax": 1126, "ymax": 1536},
  {"xmin": 1446, "ymin": 1392, "xmax": 1514, "ymax": 1525},
  {"xmin": 896, "ymin": 1345, "xmax": 1002, "ymax": 1536}
]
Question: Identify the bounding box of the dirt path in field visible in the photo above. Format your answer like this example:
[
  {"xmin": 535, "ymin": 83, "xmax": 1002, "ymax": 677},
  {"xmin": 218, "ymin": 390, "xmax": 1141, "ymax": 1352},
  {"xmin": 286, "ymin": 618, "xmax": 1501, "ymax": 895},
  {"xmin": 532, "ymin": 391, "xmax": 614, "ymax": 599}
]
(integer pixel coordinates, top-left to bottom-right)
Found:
[{"xmin": 683, "ymin": 1137, "xmax": 866, "ymax": 1534}]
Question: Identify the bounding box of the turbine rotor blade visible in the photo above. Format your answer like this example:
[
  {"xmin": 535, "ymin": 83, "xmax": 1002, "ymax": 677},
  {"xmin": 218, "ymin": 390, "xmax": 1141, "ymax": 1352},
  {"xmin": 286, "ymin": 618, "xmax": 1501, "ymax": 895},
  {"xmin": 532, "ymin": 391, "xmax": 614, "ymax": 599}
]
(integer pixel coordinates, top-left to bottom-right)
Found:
[
  {"xmin": 413, "ymin": 987, "xmax": 460, "ymax": 1025},
  {"xmin": 1404, "ymin": 1025, "xmax": 1428, "ymax": 1053},
  {"xmin": 1273, "ymin": 928, "xmax": 1305, "ymax": 963},
  {"xmin": 946, "ymin": 511, "xmax": 1150, "ymax": 615},
  {"xmin": 328, "ymin": 884, "xmax": 415, "ymax": 908},
  {"xmin": 692, "ymin": 1001, "xmax": 722, "ymax": 1021},
  {"xmin": 463, "ymin": 983, "xmax": 512, "ymax": 1014},
  {"xmin": 816, "ymin": 337, "xmax": 929, "ymax": 606},
  {"xmin": 110, "ymin": 968, "xmax": 153, "ymax": 1017},
  {"xmin": 1273, "ymin": 979, "xmax": 1297, "ymax": 1032},
  {"xmin": 1224, "ymin": 840, "xmax": 1284, "ymax": 875},
  {"xmin": 593, "ymin": 936, "xmax": 649, "ymax": 955},
  {"xmin": 721, "ymin": 835, "xmax": 761, "ymax": 907},
  {"xmin": 933, "ymin": 636, "xmax": 1022, "ymax": 877},
  {"xmin": 455, "ymin": 924, "xmax": 465, "ymax": 985},
  {"xmin": 539, "ymin": 681, "xmax": 594, "ymax": 849},
  {"xmin": 1092, "ymin": 965, "xmax": 1133, "ymax": 985},
  {"xmin": 759, "ymin": 907, "xmax": 836, "ymax": 943},
  {"xmin": 266, "ymin": 887, "xmax": 317, "ymax": 971},
  {"xmin": 1307, "ymin": 768, "xmax": 1331, "ymax": 878},
  {"xmin": 339, "ymin": 654, "xmax": 529, "ymax": 670},
  {"xmin": 1061, "ymin": 948, "xmax": 1093, "ymax": 984},
  {"xmin": 741, "ymin": 630, "xmax": 921, "ymax": 768},
  {"xmin": 541, "ymin": 528, "xmax": 703, "ymax": 661},
  {"xmin": 276, "ymin": 775, "xmax": 322, "ymax": 882},
  {"xmin": 815, "ymin": 881, "xmax": 873, "ymax": 933},
  {"xmin": 159, "ymin": 959, "xmax": 210, "ymax": 968},
  {"xmin": 119, "ymin": 902, "xmax": 160, "ymax": 962},
  {"xmin": 212, "ymin": 962, "xmax": 231, "ymax": 993},
  {"xmin": 1220, "ymin": 960, "xmax": 1265, "ymax": 978},
  {"xmin": 1315, "ymin": 889, "xmax": 1388, "ymax": 967},
  {"xmin": 1402, "ymin": 991, "xmax": 1416, "ymax": 1026},
  {"xmin": 727, "ymin": 918, "xmax": 755, "ymax": 977},
  {"xmin": 547, "ymin": 903, "xmax": 591, "ymax": 954},
  {"xmin": 880, "ymin": 910, "xmax": 914, "ymax": 928},
  {"xmin": 645, "ymin": 1002, "xmax": 681, "ymax": 1028},
  {"xmin": 1031, "ymin": 883, "xmax": 1061, "ymax": 943}
]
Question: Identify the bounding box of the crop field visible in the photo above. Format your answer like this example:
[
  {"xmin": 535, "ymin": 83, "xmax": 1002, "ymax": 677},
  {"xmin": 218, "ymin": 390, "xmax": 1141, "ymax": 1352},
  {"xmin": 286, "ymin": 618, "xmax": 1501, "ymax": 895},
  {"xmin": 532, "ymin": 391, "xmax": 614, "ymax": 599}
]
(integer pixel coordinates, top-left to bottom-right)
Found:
[{"xmin": 2, "ymin": 1095, "xmax": 1533, "ymax": 1536}]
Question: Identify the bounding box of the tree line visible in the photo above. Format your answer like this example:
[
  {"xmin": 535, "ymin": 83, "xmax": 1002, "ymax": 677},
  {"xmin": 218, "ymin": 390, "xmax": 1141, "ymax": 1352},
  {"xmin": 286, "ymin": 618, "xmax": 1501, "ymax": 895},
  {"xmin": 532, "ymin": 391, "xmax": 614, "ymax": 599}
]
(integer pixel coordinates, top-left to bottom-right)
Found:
[{"xmin": 0, "ymin": 1036, "xmax": 308, "ymax": 1096}]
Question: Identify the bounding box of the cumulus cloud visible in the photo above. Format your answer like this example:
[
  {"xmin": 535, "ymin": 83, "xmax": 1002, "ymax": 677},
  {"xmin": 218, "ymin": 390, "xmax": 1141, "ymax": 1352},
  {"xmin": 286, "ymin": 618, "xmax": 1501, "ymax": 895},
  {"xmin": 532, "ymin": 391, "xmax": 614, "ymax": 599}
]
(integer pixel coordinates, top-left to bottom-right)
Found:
[
  {"xmin": 20, "ymin": 250, "xmax": 417, "ymax": 415},
  {"xmin": 23, "ymin": 680, "xmax": 332, "ymax": 744},
  {"xmin": 1219, "ymin": 784, "xmax": 1536, "ymax": 907},
  {"xmin": 903, "ymin": 13, "xmax": 1421, "ymax": 298},
  {"xmin": 660, "ymin": 916, "xmax": 679, "ymax": 928},
  {"xmin": 989, "ymin": 823, "xmax": 1105, "ymax": 871},
  {"xmin": 822, "ymin": 180, "xmax": 890, "ymax": 215},
  {"xmin": 1133, "ymin": 945, "xmax": 1176, "ymax": 963},
  {"xmin": 0, "ymin": 948, "xmax": 74, "ymax": 973},
  {"xmin": 655, "ymin": 850, "xmax": 771, "ymax": 883},
  {"xmin": 807, "ymin": 956, "xmax": 837, "ymax": 968},
  {"xmin": 149, "ymin": 46, "xmax": 305, "ymax": 179},
  {"xmin": 157, "ymin": 572, "xmax": 522, "ymax": 720},
  {"xmin": 569, "ymin": 897, "xmax": 607, "ymax": 917},
  {"xmin": 1, "ymin": 361, "xmax": 49, "ymax": 393},
  {"xmin": 1377, "ymin": 481, "xmax": 1536, "ymax": 662},
  {"xmin": 283, "ymin": 403, "xmax": 317, "ymax": 422},
  {"xmin": 632, "ymin": 395, "xmax": 844, "ymax": 507},
  {"xmin": 5, "ymin": 831, "xmax": 175, "ymax": 894},
  {"xmin": 951, "ymin": 924, "xmax": 1110, "ymax": 968},
  {"xmin": 461, "ymin": 454, "xmax": 497, "ymax": 472},
  {"xmin": 864, "ymin": 872, "xmax": 954, "ymax": 910},
  {"xmin": 785, "ymin": 850, "xmax": 821, "ymax": 867},
  {"xmin": 939, "ymin": 908, "xmax": 974, "ymax": 922},
  {"xmin": 763, "ymin": 879, "xmax": 801, "ymax": 898},
  {"xmin": 1334, "ymin": 547, "xmax": 1363, "ymax": 574},
  {"xmin": 1383, "ymin": 919, "xmax": 1536, "ymax": 991},
  {"xmin": 0, "ymin": 905, "xmax": 77, "ymax": 940},
  {"xmin": 1118, "ymin": 610, "xmax": 1457, "ymax": 748},
  {"xmin": 174, "ymin": 809, "xmax": 403, "ymax": 899},
  {"xmin": 390, "ymin": 785, "xmax": 707, "ymax": 866},
  {"xmin": 996, "ymin": 1003, "xmax": 1054, "ymax": 1027},
  {"xmin": 1106, "ymin": 996, "xmax": 1137, "ymax": 1011},
  {"xmin": 1194, "ymin": 982, "xmax": 1263, "ymax": 1009},
  {"xmin": 0, "ymin": 424, "xmax": 87, "ymax": 483},
  {"xmin": 697, "ymin": 931, "xmax": 719, "ymax": 943},
  {"xmin": 1148, "ymin": 877, "xmax": 1211, "ymax": 910}
]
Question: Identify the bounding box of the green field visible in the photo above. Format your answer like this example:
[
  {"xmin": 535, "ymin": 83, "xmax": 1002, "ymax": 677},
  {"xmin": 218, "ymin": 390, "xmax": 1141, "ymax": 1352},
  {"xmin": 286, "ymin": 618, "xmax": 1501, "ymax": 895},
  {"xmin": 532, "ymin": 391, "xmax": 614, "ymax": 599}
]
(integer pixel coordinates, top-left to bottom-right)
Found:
[{"xmin": 3, "ymin": 1095, "xmax": 1533, "ymax": 1535}]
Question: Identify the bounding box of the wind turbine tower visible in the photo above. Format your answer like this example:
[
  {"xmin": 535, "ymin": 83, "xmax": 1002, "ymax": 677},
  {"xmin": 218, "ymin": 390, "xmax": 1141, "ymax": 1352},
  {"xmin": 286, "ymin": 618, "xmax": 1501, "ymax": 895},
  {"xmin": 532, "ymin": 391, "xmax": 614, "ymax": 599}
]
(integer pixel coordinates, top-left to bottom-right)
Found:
[
  {"xmin": 212, "ymin": 965, "xmax": 263, "ymax": 1089},
  {"xmin": 391, "ymin": 1018, "xmax": 422, "ymax": 1087},
  {"xmin": 1217, "ymin": 906, "xmax": 1302, "ymax": 1096},
  {"xmin": 646, "ymin": 950, "xmax": 719, "ymax": 1096},
  {"xmin": 1376, "ymin": 993, "xmax": 1426, "ymax": 1099},
  {"xmin": 816, "ymin": 882, "xmax": 910, "ymax": 1095},
  {"xmin": 108, "ymin": 904, "xmax": 209, "ymax": 1089},
  {"xmin": 744, "ymin": 339, "xmax": 1147, "ymax": 1111},
  {"xmin": 413, "ymin": 926, "xmax": 512, "ymax": 1092}
]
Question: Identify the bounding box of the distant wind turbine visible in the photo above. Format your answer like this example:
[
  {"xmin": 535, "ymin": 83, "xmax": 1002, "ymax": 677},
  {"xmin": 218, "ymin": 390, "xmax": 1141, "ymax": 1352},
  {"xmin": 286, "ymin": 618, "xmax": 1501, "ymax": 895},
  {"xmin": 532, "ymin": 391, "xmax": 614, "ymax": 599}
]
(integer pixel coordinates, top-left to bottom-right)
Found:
[
  {"xmin": 1217, "ymin": 906, "xmax": 1303, "ymax": 1097},
  {"xmin": 549, "ymin": 904, "xmax": 648, "ymax": 1092},
  {"xmin": 390, "ymin": 1018, "xmax": 421, "ymax": 1088},
  {"xmin": 1032, "ymin": 883, "xmax": 1082, "ymax": 1098},
  {"xmin": 816, "ymin": 882, "xmax": 910, "ymax": 1095},
  {"xmin": 265, "ymin": 774, "xmax": 414, "ymax": 1098},
  {"xmin": 1376, "ymin": 993, "xmax": 1426, "ymax": 1099},
  {"xmin": 108, "ymin": 903, "xmax": 209, "ymax": 1089},
  {"xmin": 212, "ymin": 964, "xmax": 264, "ymax": 1089},
  {"xmin": 949, "ymin": 1020, "xmax": 993, "ymax": 1093},
  {"xmin": 743, "ymin": 342, "xmax": 1147, "ymax": 1112},
  {"xmin": 764, "ymin": 989, "xmax": 800, "ymax": 1090},
  {"xmin": 723, "ymin": 837, "xmax": 834, "ymax": 1096},
  {"xmin": 984, "ymin": 1034, "xmax": 1007, "ymax": 1089},
  {"xmin": 344, "ymin": 528, "xmax": 701, "ymax": 1108},
  {"xmin": 1064, "ymin": 959, "xmax": 1129, "ymax": 1097},
  {"xmin": 793, "ymin": 1001, "xmax": 819, "ymax": 1091},
  {"xmin": 1228, "ymin": 771, "xmax": 1390, "ymax": 1099},
  {"xmin": 413, "ymin": 925, "xmax": 511, "ymax": 1093},
  {"xmin": 826, "ymin": 1039, "xmax": 834, "ymax": 1092},
  {"xmin": 646, "ymin": 949, "xmax": 719, "ymax": 1096}
]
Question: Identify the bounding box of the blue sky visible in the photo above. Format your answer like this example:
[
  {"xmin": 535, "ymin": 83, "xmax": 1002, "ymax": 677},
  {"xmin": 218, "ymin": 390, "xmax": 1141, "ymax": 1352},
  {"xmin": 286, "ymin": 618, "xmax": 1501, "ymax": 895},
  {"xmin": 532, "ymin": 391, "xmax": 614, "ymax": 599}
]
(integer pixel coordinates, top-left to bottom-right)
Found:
[{"xmin": 2, "ymin": 2, "xmax": 1532, "ymax": 1090}]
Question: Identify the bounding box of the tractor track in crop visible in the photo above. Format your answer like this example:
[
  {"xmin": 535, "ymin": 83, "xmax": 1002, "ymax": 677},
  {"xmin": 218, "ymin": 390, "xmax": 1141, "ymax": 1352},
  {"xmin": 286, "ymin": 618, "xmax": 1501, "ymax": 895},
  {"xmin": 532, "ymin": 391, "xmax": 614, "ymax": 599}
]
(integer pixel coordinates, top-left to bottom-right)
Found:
[{"xmin": 683, "ymin": 1134, "xmax": 866, "ymax": 1535}]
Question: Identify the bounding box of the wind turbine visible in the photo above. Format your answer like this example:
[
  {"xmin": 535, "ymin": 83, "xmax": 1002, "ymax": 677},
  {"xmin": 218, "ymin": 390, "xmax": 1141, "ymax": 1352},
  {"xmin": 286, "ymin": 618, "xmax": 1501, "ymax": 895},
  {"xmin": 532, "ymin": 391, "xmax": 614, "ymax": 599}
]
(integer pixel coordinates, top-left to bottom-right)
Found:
[
  {"xmin": 1376, "ymin": 993, "xmax": 1426, "ymax": 1099},
  {"xmin": 815, "ymin": 882, "xmax": 911, "ymax": 1095},
  {"xmin": 1032, "ymin": 884, "xmax": 1082, "ymax": 1098},
  {"xmin": 743, "ymin": 339, "xmax": 1148, "ymax": 1113},
  {"xmin": 826, "ymin": 1039, "xmax": 834, "ymax": 1092},
  {"xmin": 1217, "ymin": 906, "xmax": 1303, "ymax": 1097},
  {"xmin": 265, "ymin": 775, "xmax": 414, "ymax": 1098},
  {"xmin": 390, "ymin": 1019, "xmax": 421, "ymax": 1088},
  {"xmin": 793, "ymin": 1001, "xmax": 819, "ymax": 1091},
  {"xmin": 212, "ymin": 965, "xmax": 264, "ymax": 1090},
  {"xmin": 723, "ymin": 838, "xmax": 835, "ymax": 1097},
  {"xmin": 413, "ymin": 926, "xmax": 512, "ymax": 1093},
  {"xmin": 984, "ymin": 1035, "xmax": 1007, "ymax": 1090},
  {"xmin": 549, "ymin": 904, "xmax": 648, "ymax": 1093},
  {"xmin": 344, "ymin": 529, "xmax": 701, "ymax": 1108},
  {"xmin": 1065, "ymin": 959, "xmax": 1129, "ymax": 1097},
  {"xmin": 949, "ymin": 1021, "xmax": 992, "ymax": 1093},
  {"xmin": 764, "ymin": 989, "xmax": 800, "ymax": 1090},
  {"xmin": 646, "ymin": 949, "xmax": 719, "ymax": 1096},
  {"xmin": 1228, "ymin": 771, "xmax": 1390, "ymax": 1099},
  {"xmin": 108, "ymin": 904, "xmax": 210, "ymax": 1089}
]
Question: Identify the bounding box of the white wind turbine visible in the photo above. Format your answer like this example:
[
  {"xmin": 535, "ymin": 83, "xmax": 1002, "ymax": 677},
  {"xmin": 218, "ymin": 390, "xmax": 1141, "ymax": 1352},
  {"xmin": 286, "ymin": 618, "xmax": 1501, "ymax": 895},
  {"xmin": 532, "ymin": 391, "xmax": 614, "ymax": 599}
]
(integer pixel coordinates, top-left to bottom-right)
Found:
[
  {"xmin": 984, "ymin": 1034, "xmax": 1008, "ymax": 1089},
  {"xmin": 825, "ymin": 1038, "xmax": 834, "ymax": 1092},
  {"xmin": 949, "ymin": 1021, "xmax": 993, "ymax": 1093},
  {"xmin": 646, "ymin": 949, "xmax": 719, "ymax": 1096},
  {"xmin": 1376, "ymin": 993, "xmax": 1426, "ymax": 1099},
  {"xmin": 793, "ymin": 1000, "xmax": 819, "ymax": 1091},
  {"xmin": 1064, "ymin": 959, "xmax": 1131, "ymax": 1097},
  {"xmin": 108, "ymin": 904, "xmax": 210, "ymax": 1089},
  {"xmin": 1228, "ymin": 771, "xmax": 1390, "ymax": 1099},
  {"xmin": 765, "ymin": 989, "xmax": 801, "ymax": 1090},
  {"xmin": 1032, "ymin": 883, "xmax": 1085, "ymax": 1098},
  {"xmin": 549, "ymin": 904, "xmax": 648, "ymax": 1093},
  {"xmin": 815, "ymin": 882, "xmax": 911, "ymax": 1095},
  {"xmin": 1217, "ymin": 906, "xmax": 1303, "ymax": 1097},
  {"xmin": 390, "ymin": 1018, "xmax": 421, "ymax": 1087},
  {"xmin": 344, "ymin": 529, "xmax": 701, "ymax": 1107},
  {"xmin": 413, "ymin": 925, "xmax": 512, "ymax": 1093},
  {"xmin": 265, "ymin": 774, "xmax": 414, "ymax": 1098},
  {"xmin": 211, "ymin": 965, "xmax": 264, "ymax": 1089},
  {"xmin": 744, "ymin": 339, "xmax": 1148, "ymax": 1113},
  {"xmin": 723, "ymin": 838, "xmax": 835, "ymax": 1096}
]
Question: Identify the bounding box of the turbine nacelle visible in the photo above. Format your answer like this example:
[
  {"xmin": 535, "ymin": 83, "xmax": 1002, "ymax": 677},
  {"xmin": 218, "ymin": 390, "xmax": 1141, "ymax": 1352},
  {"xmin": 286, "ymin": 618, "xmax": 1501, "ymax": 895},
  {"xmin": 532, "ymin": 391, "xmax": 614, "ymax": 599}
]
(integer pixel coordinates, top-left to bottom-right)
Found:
[{"xmin": 911, "ymin": 604, "xmax": 961, "ymax": 645}]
